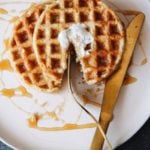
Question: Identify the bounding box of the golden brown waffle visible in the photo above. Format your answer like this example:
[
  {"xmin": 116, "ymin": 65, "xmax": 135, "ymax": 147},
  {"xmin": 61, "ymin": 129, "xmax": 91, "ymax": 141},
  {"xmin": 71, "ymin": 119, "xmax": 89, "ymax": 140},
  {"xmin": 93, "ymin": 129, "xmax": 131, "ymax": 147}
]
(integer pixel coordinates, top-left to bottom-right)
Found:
[
  {"xmin": 33, "ymin": 3, "xmax": 68, "ymax": 90},
  {"xmin": 33, "ymin": 0, "xmax": 125, "ymax": 85},
  {"xmin": 9, "ymin": 3, "xmax": 63, "ymax": 92}
]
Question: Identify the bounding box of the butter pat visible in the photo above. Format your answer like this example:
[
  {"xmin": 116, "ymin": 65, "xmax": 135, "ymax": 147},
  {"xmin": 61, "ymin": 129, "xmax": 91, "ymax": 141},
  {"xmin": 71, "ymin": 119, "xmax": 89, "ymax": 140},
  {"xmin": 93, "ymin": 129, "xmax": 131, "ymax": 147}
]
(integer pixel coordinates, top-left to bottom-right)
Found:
[{"xmin": 58, "ymin": 24, "xmax": 93, "ymax": 59}]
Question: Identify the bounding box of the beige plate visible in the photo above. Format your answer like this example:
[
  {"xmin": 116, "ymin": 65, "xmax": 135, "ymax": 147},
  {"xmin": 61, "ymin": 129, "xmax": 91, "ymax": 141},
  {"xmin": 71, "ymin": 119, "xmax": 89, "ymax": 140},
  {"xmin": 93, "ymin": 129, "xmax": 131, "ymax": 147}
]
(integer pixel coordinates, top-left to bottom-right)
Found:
[{"xmin": 0, "ymin": 0, "xmax": 150, "ymax": 150}]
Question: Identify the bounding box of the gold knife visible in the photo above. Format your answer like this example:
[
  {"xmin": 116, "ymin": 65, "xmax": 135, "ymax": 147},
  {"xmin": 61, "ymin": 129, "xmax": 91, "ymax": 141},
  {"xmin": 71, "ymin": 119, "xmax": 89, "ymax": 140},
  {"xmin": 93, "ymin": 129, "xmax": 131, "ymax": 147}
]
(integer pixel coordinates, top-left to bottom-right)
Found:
[{"xmin": 91, "ymin": 13, "xmax": 145, "ymax": 150}]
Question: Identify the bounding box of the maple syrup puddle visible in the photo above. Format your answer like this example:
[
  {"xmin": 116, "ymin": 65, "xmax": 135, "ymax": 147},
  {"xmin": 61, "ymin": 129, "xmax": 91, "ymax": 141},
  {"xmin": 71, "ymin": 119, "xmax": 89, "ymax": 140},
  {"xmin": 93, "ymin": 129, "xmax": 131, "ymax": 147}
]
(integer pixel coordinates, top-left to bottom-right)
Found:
[
  {"xmin": 0, "ymin": 59, "xmax": 13, "ymax": 71},
  {"xmin": 0, "ymin": 86, "xmax": 32, "ymax": 98},
  {"xmin": 124, "ymin": 74, "xmax": 138, "ymax": 86}
]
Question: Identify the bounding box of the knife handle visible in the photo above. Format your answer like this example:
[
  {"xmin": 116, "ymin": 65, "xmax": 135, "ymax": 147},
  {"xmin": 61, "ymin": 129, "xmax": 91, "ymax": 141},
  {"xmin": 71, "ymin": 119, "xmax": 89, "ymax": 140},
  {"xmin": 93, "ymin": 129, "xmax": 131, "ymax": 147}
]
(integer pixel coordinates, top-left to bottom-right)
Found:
[
  {"xmin": 90, "ymin": 113, "xmax": 113, "ymax": 150},
  {"xmin": 99, "ymin": 112, "xmax": 113, "ymax": 149}
]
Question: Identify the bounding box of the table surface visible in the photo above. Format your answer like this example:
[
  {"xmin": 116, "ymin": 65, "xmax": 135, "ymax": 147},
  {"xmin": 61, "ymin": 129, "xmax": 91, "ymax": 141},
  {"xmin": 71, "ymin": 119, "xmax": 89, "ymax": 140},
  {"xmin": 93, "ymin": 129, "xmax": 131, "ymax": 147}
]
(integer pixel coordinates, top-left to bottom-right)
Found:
[{"xmin": 0, "ymin": 118, "xmax": 149, "ymax": 150}]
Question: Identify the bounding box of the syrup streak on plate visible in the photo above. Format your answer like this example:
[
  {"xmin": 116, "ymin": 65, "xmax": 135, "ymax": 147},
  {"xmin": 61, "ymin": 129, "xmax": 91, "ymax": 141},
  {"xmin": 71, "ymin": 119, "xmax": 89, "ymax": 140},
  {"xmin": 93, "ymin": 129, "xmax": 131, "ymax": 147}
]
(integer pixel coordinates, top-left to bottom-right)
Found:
[
  {"xmin": 0, "ymin": 59, "xmax": 13, "ymax": 71},
  {"xmin": 0, "ymin": 86, "xmax": 32, "ymax": 98},
  {"xmin": 123, "ymin": 74, "xmax": 138, "ymax": 86}
]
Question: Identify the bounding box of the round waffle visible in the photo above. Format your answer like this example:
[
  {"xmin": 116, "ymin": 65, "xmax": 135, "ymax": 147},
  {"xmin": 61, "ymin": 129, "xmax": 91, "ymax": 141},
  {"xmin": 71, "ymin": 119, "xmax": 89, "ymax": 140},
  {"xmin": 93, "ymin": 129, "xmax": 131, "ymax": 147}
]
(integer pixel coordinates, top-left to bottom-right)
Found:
[
  {"xmin": 9, "ymin": 3, "xmax": 63, "ymax": 92},
  {"xmin": 33, "ymin": 0, "xmax": 125, "ymax": 85}
]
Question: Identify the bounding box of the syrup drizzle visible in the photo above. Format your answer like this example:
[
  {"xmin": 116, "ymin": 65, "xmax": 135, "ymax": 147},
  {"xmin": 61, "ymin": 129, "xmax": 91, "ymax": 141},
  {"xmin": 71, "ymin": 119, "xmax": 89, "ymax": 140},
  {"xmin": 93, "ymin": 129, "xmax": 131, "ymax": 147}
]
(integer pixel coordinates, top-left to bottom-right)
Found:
[
  {"xmin": 124, "ymin": 74, "xmax": 138, "ymax": 85},
  {"xmin": 0, "ymin": 8, "xmax": 8, "ymax": 14},
  {"xmin": 36, "ymin": 123, "xmax": 97, "ymax": 131},
  {"xmin": 27, "ymin": 111, "xmax": 62, "ymax": 128},
  {"xmin": 82, "ymin": 95, "xmax": 101, "ymax": 107},
  {"xmin": 3, "ymin": 38, "xmax": 9, "ymax": 50},
  {"xmin": 46, "ymin": 112, "xmax": 59, "ymax": 121},
  {"xmin": 27, "ymin": 114, "xmax": 39, "ymax": 128},
  {"xmin": 0, "ymin": 86, "xmax": 32, "ymax": 98},
  {"xmin": 27, "ymin": 112, "xmax": 96, "ymax": 131},
  {"xmin": 0, "ymin": 59, "xmax": 13, "ymax": 71},
  {"xmin": 0, "ymin": 88, "xmax": 14, "ymax": 98}
]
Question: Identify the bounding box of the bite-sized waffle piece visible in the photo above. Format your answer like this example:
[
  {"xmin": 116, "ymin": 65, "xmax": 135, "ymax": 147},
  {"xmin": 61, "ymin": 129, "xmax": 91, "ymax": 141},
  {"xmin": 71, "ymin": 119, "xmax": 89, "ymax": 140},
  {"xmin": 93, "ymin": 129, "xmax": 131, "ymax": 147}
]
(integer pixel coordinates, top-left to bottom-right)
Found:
[
  {"xmin": 9, "ymin": 3, "xmax": 62, "ymax": 92},
  {"xmin": 33, "ymin": 0, "xmax": 125, "ymax": 85}
]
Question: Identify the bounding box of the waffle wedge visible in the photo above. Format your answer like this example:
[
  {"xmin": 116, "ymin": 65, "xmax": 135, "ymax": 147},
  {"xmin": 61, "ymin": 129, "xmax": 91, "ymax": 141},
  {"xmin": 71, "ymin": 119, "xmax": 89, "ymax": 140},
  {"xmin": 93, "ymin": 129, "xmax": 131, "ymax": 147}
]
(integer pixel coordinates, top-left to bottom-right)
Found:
[
  {"xmin": 9, "ymin": 3, "xmax": 63, "ymax": 92},
  {"xmin": 33, "ymin": 3, "xmax": 68, "ymax": 91},
  {"xmin": 33, "ymin": 0, "xmax": 125, "ymax": 85}
]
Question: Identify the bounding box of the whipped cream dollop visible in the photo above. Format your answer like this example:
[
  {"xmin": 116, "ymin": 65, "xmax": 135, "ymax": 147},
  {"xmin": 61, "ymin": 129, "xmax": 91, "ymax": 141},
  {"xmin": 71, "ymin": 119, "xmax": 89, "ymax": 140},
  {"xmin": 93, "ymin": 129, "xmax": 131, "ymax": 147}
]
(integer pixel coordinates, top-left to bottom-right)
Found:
[{"xmin": 58, "ymin": 24, "xmax": 94, "ymax": 59}]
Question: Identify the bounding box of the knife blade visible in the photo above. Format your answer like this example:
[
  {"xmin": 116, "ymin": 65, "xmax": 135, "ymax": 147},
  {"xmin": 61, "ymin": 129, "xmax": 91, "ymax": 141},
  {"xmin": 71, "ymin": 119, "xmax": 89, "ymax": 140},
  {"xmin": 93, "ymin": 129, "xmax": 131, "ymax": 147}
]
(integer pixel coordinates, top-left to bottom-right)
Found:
[{"xmin": 91, "ymin": 13, "xmax": 145, "ymax": 150}]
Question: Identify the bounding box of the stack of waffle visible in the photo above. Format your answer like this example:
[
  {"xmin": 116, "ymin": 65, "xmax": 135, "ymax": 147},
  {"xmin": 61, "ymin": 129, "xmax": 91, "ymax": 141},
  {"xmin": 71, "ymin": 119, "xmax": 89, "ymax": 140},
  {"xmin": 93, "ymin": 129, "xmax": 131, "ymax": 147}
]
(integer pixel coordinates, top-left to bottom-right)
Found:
[{"xmin": 9, "ymin": 0, "xmax": 125, "ymax": 92}]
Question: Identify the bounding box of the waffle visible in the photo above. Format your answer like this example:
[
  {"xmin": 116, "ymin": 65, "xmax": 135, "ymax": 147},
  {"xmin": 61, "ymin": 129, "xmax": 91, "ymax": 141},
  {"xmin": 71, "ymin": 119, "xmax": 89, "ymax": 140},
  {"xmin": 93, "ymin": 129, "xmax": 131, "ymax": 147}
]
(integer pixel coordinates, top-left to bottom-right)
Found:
[
  {"xmin": 9, "ymin": 3, "xmax": 63, "ymax": 92},
  {"xmin": 33, "ymin": 3, "xmax": 68, "ymax": 90},
  {"xmin": 33, "ymin": 0, "xmax": 125, "ymax": 85}
]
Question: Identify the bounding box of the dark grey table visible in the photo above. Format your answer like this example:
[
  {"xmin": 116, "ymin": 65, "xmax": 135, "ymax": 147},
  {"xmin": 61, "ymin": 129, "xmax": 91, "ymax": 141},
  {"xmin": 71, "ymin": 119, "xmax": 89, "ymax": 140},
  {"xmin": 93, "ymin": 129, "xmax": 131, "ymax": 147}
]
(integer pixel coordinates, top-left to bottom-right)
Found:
[{"xmin": 0, "ymin": 118, "xmax": 149, "ymax": 150}]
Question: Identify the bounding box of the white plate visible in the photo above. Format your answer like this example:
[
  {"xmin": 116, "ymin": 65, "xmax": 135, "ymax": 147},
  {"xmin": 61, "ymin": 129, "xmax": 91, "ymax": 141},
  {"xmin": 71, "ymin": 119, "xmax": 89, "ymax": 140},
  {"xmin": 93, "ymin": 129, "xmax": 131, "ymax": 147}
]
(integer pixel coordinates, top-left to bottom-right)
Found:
[{"xmin": 0, "ymin": 0, "xmax": 150, "ymax": 150}]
